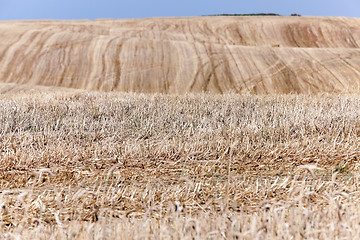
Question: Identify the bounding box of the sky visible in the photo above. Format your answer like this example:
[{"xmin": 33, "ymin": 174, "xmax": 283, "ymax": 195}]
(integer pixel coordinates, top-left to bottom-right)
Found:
[{"xmin": 0, "ymin": 0, "xmax": 359, "ymax": 20}]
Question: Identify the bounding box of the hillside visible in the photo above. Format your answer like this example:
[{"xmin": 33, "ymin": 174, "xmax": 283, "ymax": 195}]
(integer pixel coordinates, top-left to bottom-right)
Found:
[{"xmin": 1, "ymin": 16, "xmax": 360, "ymax": 94}]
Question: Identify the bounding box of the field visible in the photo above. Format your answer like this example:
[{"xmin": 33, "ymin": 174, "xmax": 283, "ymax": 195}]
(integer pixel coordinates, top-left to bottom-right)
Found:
[
  {"xmin": 1, "ymin": 15, "xmax": 360, "ymax": 239},
  {"xmin": 1, "ymin": 16, "xmax": 360, "ymax": 94},
  {"xmin": 1, "ymin": 91, "xmax": 360, "ymax": 239}
]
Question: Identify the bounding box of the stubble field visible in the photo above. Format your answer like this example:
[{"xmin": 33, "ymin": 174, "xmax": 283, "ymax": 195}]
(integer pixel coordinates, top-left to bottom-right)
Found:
[{"xmin": 0, "ymin": 91, "xmax": 360, "ymax": 239}]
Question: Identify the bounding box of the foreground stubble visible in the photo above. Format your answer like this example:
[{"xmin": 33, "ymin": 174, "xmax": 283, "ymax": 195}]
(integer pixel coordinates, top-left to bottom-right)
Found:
[{"xmin": 0, "ymin": 92, "xmax": 360, "ymax": 239}]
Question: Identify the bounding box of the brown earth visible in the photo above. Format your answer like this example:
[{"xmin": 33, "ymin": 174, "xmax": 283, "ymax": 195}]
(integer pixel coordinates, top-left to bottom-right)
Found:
[{"xmin": 1, "ymin": 16, "xmax": 360, "ymax": 94}]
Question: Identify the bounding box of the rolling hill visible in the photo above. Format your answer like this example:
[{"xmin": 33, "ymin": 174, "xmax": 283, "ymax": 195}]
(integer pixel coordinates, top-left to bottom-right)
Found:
[{"xmin": 1, "ymin": 16, "xmax": 360, "ymax": 94}]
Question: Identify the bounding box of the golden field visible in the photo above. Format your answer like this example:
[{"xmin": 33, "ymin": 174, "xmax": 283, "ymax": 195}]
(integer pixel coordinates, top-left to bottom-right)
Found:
[
  {"xmin": 1, "ymin": 15, "xmax": 360, "ymax": 239},
  {"xmin": 1, "ymin": 16, "xmax": 360, "ymax": 94},
  {"xmin": 0, "ymin": 91, "xmax": 360, "ymax": 239}
]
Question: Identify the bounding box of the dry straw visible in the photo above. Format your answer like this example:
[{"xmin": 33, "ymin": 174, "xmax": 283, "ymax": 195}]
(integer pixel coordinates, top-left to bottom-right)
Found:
[{"xmin": 0, "ymin": 91, "xmax": 360, "ymax": 239}]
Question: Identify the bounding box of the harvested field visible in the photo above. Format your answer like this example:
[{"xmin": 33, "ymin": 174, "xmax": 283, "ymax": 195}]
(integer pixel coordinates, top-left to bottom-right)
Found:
[
  {"xmin": 1, "ymin": 91, "xmax": 360, "ymax": 238},
  {"xmin": 2, "ymin": 15, "xmax": 360, "ymax": 239},
  {"xmin": 1, "ymin": 16, "xmax": 360, "ymax": 94}
]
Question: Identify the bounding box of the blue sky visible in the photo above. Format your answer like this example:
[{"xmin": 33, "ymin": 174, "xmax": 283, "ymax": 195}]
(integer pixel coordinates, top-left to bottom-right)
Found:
[{"xmin": 0, "ymin": 0, "xmax": 359, "ymax": 20}]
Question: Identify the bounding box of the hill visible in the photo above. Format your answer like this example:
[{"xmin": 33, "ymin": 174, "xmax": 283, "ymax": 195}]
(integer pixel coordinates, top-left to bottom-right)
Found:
[{"xmin": 1, "ymin": 16, "xmax": 360, "ymax": 94}]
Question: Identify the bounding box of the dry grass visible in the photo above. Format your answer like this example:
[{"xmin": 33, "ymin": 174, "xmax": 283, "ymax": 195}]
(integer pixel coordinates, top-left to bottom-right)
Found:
[{"xmin": 1, "ymin": 92, "xmax": 360, "ymax": 239}]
